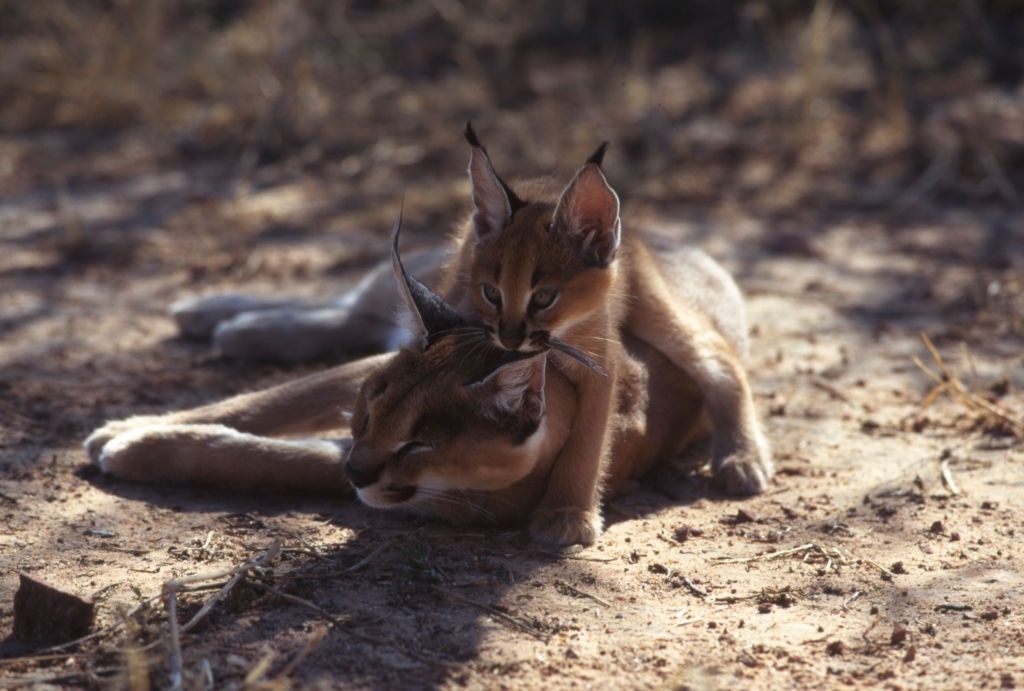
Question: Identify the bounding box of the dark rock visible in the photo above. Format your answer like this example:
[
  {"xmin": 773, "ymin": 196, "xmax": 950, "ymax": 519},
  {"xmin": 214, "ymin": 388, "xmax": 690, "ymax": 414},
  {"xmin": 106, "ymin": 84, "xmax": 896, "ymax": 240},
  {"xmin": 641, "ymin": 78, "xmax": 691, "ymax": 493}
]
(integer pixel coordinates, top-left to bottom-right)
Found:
[{"xmin": 12, "ymin": 574, "xmax": 94, "ymax": 647}]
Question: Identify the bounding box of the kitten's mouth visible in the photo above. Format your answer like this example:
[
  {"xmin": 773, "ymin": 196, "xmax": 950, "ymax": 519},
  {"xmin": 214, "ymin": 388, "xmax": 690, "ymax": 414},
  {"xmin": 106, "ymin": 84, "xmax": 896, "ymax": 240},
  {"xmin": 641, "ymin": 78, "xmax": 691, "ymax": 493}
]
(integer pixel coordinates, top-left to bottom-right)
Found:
[{"xmin": 485, "ymin": 328, "xmax": 605, "ymax": 375}]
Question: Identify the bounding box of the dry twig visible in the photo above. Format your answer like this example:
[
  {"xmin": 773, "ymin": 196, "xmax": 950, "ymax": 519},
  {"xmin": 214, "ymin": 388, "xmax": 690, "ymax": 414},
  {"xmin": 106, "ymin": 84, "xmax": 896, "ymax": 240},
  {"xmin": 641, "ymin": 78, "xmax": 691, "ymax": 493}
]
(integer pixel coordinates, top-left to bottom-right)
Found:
[
  {"xmin": 345, "ymin": 542, "xmax": 391, "ymax": 572},
  {"xmin": 710, "ymin": 542, "xmax": 823, "ymax": 565},
  {"xmin": 859, "ymin": 558, "xmax": 898, "ymax": 578},
  {"xmin": 914, "ymin": 333, "xmax": 1023, "ymax": 437},
  {"xmin": 158, "ymin": 539, "xmax": 282, "ymax": 688},
  {"xmin": 811, "ymin": 376, "xmax": 851, "ymax": 403},
  {"xmin": 434, "ymin": 586, "xmax": 549, "ymax": 641},
  {"xmin": 554, "ymin": 579, "xmax": 612, "ymax": 607},
  {"xmin": 252, "ymin": 580, "xmax": 455, "ymax": 667},
  {"xmin": 164, "ymin": 539, "xmax": 282, "ymax": 636}
]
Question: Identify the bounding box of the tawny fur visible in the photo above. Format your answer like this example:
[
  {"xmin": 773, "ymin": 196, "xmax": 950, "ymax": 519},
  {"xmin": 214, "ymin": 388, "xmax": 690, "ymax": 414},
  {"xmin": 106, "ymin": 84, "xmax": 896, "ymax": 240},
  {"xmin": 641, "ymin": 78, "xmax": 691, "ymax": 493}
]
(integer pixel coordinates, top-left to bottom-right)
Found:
[
  {"xmin": 426, "ymin": 133, "xmax": 771, "ymax": 543},
  {"xmin": 85, "ymin": 131, "xmax": 772, "ymax": 548}
]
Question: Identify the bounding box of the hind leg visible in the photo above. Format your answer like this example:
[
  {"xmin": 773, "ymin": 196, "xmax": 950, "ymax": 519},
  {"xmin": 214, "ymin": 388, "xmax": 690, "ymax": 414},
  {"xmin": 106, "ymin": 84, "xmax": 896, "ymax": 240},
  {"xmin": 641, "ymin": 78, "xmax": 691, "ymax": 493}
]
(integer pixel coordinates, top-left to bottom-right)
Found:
[
  {"xmin": 212, "ymin": 308, "xmax": 405, "ymax": 361},
  {"xmin": 173, "ymin": 249, "xmax": 447, "ymax": 362},
  {"xmin": 171, "ymin": 294, "xmax": 321, "ymax": 340},
  {"xmin": 626, "ymin": 278, "xmax": 772, "ymax": 495}
]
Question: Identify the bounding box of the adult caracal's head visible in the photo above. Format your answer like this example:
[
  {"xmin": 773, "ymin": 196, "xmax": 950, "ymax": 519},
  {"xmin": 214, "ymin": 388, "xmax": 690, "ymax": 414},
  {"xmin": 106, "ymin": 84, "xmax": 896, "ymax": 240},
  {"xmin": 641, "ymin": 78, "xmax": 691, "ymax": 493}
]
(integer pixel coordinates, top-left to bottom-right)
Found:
[
  {"xmin": 462, "ymin": 124, "xmax": 621, "ymax": 359},
  {"xmin": 343, "ymin": 219, "xmax": 553, "ymax": 521}
]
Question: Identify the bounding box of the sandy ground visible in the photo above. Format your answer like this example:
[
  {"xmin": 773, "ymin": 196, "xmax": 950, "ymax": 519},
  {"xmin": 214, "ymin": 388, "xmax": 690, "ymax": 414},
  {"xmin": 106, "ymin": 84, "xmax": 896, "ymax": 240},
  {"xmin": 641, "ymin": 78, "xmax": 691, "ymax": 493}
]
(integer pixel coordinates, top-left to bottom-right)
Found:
[{"xmin": 2, "ymin": 5, "xmax": 1023, "ymax": 689}]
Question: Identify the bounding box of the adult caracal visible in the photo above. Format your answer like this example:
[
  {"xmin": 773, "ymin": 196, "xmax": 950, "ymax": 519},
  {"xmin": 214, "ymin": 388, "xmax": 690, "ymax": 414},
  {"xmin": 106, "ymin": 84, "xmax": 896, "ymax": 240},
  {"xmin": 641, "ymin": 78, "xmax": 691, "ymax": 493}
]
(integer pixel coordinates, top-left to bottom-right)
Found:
[{"xmin": 85, "ymin": 221, "xmax": 709, "ymax": 539}]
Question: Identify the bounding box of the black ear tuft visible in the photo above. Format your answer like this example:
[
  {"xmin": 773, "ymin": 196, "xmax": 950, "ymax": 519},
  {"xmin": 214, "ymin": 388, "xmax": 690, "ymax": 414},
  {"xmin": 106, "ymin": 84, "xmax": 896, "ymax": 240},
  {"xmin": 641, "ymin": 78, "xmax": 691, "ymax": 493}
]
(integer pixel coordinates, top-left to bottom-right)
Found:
[
  {"xmin": 464, "ymin": 122, "xmax": 482, "ymax": 149},
  {"xmin": 464, "ymin": 123, "xmax": 527, "ymax": 219},
  {"xmin": 585, "ymin": 141, "xmax": 610, "ymax": 167},
  {"xmin": 391, "ymin": 212, "xmax": 467, "ymax": 345}
]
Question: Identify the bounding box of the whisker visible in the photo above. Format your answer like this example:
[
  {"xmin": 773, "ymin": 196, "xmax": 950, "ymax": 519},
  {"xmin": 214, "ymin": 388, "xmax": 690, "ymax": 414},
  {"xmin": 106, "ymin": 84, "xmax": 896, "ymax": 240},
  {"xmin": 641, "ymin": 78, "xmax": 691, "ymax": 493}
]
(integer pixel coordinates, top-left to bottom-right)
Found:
[
  {"xmin": 454, "ymin": 331, "xmax": 497, "ymax": 364},
  {"xmin": 545, "ymin": 336, "xmax": 606, "ymax": 376},
  {"xmin": 577, "ymin": 334, "xmax": 617, "ymax": 344},
  {"xmin": 413, "ymin": 488, "xmax": 498, "ymax": 523},
  {"xmin": 427, "ymin": 325, "xmax": 485, "ymax": 343}
]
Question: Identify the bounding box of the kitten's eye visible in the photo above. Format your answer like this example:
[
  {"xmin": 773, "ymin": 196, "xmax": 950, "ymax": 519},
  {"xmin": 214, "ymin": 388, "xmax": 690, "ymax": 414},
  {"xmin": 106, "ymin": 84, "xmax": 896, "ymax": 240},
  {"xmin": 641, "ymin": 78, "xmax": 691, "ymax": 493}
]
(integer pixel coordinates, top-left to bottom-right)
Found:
[
  {"xmin": 530, "ymin": 288, "xmax": 558, "ymax": 310},
  {"xmin": 481, "ymin": 283, "xmax": 502, "ymax": 308}
]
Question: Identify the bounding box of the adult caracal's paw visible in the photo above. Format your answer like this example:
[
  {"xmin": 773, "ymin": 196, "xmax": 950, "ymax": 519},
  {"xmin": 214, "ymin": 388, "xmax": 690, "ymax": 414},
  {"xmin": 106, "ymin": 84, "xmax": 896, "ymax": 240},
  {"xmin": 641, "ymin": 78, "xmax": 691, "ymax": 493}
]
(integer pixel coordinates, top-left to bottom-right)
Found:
[
  {"xmin": 84, "ymin": 416, "xmax": 166, "ymax": 464},
  {"xmin": 528, "ymin": 507, "xmax": 603, "ymax": 547},
  {"xmin": 713, "ymin": 442, "xmax": 773, "ymax": 496}
]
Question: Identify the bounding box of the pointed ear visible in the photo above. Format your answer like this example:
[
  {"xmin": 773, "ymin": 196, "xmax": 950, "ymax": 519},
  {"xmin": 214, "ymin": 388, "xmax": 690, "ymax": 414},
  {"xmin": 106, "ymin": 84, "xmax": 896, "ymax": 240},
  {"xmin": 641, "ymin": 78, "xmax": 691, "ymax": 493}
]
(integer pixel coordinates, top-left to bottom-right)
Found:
[
  {"xmin": 465, "ymin": 123, "xmax": 525, "ymax": 238},
  {"xmin": 553, "ymin": 163, "xmax": 621, "ymax": 267},
  {"xmin": 391, "ymin": 213, "xmax": 466, "ymax": 346},
  {"xmin": 585, "ymin": 141, "xmax": 609, "ymax": 167},
  {"xmin": 473, "ymin": 353, "xmax": 546, "ymax": 421}
]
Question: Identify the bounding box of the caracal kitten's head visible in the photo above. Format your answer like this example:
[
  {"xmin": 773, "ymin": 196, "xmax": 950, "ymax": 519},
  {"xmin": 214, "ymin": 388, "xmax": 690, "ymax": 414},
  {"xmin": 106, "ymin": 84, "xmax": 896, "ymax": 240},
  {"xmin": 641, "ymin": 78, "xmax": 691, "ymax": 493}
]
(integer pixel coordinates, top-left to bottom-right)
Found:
[
  {"xmin": 344, "ymin": 219, "xmax": 549, "ymax": 520},
  {"xmin": 463, "ymin": 125, "xmax": 622, "ymax": 357}
]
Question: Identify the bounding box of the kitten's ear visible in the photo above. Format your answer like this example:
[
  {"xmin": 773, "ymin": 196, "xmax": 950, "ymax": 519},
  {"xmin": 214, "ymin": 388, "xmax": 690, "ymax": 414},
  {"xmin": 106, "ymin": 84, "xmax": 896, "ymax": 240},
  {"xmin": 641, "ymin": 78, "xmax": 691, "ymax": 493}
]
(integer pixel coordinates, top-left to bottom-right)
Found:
[
  {"xmin": 553, "ymin": 162, "xmax": 621, "ymax": 267},
  {"xmin": 474, "ymin": 353, "xmax": 547, "ymax": 422},
  {"xmin": 465, "ymin": 123, "xmax": 525, "ymax": 238},
  {"xmin": 391, "ymin": 213, "xmax": 466, "ymax": 346}
]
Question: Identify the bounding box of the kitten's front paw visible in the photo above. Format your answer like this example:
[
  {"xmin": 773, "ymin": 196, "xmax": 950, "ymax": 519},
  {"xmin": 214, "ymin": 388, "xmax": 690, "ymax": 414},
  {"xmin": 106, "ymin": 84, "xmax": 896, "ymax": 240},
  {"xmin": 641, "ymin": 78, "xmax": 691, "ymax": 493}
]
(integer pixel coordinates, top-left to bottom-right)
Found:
[
  {"xmin": 713, "ymin": 449, "xmax": 773, "ymax": 496},
  {"xmin": 528, "ymin": 507, "xmax": 603, "ymax": 547}
]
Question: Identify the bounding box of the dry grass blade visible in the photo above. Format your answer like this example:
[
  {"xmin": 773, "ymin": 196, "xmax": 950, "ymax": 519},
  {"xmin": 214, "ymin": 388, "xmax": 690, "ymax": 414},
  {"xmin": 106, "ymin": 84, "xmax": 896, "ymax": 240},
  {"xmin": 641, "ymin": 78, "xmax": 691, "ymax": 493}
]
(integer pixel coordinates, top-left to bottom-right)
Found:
[
  {"xmin": 434, "ymin": 586, "xmax": 550, "ymax": 641},
  {"xmin": 166, "ymin": 591, "xmax": 184, "ymax": 691},
  {"xmin": 0, "ymin": 667, "xmax": 126, "ymax": 689},
  {"xmin": 913, "ymin": 333, "xmax": 1023, "ymax": 438},
  {"xmin": 269, "ymin": 626, "xmax": 327, "ymax": 682},
  {"xmin": 709, "ymin": 542, "xmax": 819, "ymax": 565},
  {"xmin": 941, "ymin": 459, "xmax": 960, "ymax": 496},
  {"xmin": 163, "ymin": 539, "xmax": 282, "ymax": 636},
  {"xmin": 709, "ymin": 542, "xmax": 895, "ymax": 578},
  {"xmin": 251, "ymin": 581, "xmax": 456, "ymax": 668},
  {"xmin": 151, "ymin": 539, "xmax": 284, "ymax": 689},
  {"xmin": 243, "ymin": 651, "xmax": 276, "ymax": 688}
]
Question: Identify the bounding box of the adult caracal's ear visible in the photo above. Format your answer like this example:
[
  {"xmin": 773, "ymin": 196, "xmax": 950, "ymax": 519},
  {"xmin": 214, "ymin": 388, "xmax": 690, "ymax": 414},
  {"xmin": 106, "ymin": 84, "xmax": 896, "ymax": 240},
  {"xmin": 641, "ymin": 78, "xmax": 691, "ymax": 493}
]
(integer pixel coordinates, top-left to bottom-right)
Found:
[
  {"xmin": 472, "ymin": 352, "xmax": 546, "ymax": 422},
  {"xmin": 391, "ymin": 213, "xmax": 467, "ymax": 346},
  {"xmin": 465, "ymin": 122, "xmax": 525, "ymax": 238},
  {"xmin": 585, "ymin": 141, "xmax": 609, "ymax": 167},
  {"xmin": 552, "ymin": 154, "xmax": 621, "ymax": 268}
]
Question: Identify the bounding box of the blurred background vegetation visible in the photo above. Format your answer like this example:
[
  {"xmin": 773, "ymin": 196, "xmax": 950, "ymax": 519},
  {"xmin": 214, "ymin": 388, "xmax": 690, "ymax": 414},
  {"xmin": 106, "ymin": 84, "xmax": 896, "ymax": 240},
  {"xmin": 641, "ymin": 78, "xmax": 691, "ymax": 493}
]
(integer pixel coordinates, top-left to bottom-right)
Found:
[{"xmin": 1, "ymin": 0, "xmax": 1021, "ymax": 227}]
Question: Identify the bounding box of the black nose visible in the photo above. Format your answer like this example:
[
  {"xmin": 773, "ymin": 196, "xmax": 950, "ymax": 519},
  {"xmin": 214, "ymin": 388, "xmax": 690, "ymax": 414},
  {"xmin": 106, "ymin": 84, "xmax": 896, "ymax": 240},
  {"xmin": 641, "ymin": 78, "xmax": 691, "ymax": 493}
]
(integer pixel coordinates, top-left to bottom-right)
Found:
[
  {"xmin": 344, "ymin": 460, "xmax": 381, "ymax": 488},
  {"xmin": 498, "ymin": 322, "xmax": 526, "ymax": 350}
]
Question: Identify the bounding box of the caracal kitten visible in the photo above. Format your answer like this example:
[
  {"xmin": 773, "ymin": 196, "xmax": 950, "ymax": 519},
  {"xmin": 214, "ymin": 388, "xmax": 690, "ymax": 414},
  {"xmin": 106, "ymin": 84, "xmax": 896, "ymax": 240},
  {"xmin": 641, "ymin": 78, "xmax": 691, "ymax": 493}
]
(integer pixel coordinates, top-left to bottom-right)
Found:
[{"xmin": 431, "ymin": 126, "xmax": 771, "ymax": 545}]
